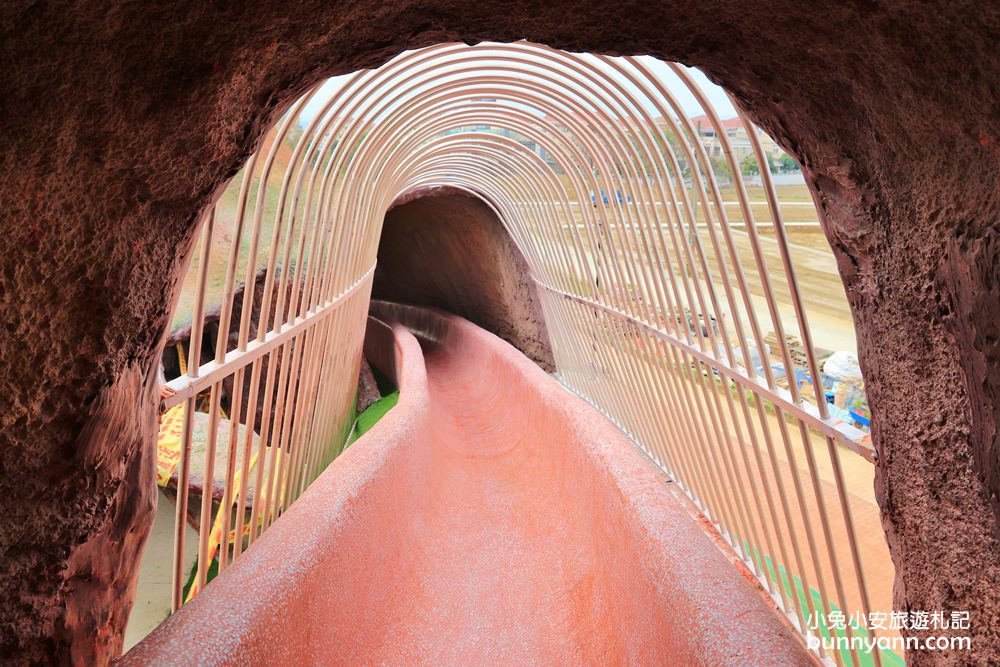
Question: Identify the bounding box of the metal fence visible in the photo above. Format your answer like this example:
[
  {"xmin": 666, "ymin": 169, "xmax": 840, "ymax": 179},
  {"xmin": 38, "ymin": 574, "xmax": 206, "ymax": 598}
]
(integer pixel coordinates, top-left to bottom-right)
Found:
[
  {"xmin": 159, "ymin": 89, "xmax": 377, "ymax": 610},
  {"xmin": 153, "ymin": 41, "xmax": 892, "ymax": 665}
]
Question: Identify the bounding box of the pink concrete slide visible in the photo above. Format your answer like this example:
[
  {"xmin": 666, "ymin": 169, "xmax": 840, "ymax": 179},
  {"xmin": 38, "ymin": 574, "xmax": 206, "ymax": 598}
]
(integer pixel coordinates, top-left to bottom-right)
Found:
[{"xmin": 121, "ymin": 303, "xmax": 811, "ymax": 666}]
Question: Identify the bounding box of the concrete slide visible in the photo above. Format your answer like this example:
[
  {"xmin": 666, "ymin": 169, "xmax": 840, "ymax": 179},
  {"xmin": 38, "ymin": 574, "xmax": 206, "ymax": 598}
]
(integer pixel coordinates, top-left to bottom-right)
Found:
[{"xmin": 122, "ymin": 302, "xmax": 811, "ymax": 666}]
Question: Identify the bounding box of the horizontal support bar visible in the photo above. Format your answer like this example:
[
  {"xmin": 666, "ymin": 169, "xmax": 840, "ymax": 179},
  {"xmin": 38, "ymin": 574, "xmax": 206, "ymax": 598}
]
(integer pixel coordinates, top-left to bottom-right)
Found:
[
  {"xmin": 163, "ymin": 265, "xmax": 376, "ymax": 410},
  {"xmin": 536, "ymin": 278, "xmax": 876, "ymax": 463}
]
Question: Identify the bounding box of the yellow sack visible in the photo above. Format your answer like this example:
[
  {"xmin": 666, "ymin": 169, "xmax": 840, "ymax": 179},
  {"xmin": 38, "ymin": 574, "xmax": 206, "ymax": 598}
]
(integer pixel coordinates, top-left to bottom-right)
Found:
[
  {"xmin": 156, "ymin": 404, "xmax": 185, "ymax": 487},
  {"xmin": 184, "ymin": 445, "xmax": 287, "ymax": 603}
]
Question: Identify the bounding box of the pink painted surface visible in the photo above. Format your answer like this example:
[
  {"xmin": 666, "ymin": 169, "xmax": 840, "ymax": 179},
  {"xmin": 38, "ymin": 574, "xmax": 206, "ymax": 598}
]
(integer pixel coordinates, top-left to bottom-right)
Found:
[{"xmin": 121, "ymin": 304, "xmax": 812, "ymax": 666}]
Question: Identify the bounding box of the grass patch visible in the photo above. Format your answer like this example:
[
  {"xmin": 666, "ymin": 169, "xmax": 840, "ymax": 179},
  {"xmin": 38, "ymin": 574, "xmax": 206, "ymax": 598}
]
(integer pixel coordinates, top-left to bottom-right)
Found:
[{"xmin": 347, "ymin": 391, "xmax": 399, "ymax": 447}]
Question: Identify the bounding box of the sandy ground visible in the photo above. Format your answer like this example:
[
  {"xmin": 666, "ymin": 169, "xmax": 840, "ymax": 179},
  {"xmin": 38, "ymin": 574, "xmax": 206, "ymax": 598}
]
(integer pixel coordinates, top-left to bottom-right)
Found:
[{"xmin": 563, "ymin": 218, "xmax": 857, "ymax": 354}]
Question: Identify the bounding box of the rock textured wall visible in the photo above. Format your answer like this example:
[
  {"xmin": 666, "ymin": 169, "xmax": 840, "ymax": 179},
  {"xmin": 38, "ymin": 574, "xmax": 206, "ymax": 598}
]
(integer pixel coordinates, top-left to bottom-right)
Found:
[
  {"xmin": 374, "ymin": 190, "xmax": 554, "ymax": 371},
  {"xmin": 0, "ymin": 1, "xmax": 997, "ymax": 664}
]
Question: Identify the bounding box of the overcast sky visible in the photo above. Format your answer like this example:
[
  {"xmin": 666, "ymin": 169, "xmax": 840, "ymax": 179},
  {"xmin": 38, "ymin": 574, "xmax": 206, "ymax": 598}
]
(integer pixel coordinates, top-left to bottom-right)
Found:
[{"xmin": 298, "ymin": 49, "xmax": 738, "ymax": 127}]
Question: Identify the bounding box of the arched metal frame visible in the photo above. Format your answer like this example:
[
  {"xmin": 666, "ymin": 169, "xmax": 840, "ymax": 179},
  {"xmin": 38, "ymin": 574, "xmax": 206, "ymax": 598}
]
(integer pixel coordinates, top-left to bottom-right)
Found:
[{"xmin": 159, "ymin": 41, "xmax": 889, "ymax": 665}]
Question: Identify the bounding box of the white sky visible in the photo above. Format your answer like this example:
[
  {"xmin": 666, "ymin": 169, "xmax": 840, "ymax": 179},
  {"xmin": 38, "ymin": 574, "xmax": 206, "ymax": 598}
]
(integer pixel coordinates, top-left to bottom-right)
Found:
[{"xmin": 298, "ymin": 48, "xmax": 737, "ymax": 127}]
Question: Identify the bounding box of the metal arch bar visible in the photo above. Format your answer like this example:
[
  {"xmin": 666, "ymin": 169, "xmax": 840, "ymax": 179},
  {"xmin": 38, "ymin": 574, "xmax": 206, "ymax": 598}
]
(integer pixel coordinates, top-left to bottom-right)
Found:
[{"xmin": 154, "ymin": 41, "xmax": 888, "ymax": 667}]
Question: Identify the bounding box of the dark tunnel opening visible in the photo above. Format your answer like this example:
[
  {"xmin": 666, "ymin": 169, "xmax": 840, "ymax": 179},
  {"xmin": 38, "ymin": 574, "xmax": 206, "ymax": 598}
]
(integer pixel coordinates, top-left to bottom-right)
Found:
[{"xmin": 372, "ymin": 188, "xmax": 555, "ymax": 371}]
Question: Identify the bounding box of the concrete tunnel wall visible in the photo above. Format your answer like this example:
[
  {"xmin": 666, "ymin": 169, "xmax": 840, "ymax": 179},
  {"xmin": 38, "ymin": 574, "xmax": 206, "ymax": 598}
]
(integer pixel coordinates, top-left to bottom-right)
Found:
[
  {"xmin": 0, "ymin": 2, "xmax": 998, "ymax": 664},
  {"xmin": 373, "ymin": 188, "xmax": 555, "ymax": 371}
]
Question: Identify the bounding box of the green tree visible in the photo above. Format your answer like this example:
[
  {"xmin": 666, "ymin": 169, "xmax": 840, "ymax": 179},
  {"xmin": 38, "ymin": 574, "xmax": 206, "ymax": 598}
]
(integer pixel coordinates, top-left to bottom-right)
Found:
[
  {"xmin": 777, "ymin": 153, "xmax": 799, "ymax": 172},
  {"xmin": 710, "ymin": 156, "xmax": 732, "ymax": 185},
  {"xmin": 285, "ymin": 121, "xmax": 304, "ymax": 149},
  {"xmin": 740, "ymin": 154, "xmax": 759, "ymax": 176}
]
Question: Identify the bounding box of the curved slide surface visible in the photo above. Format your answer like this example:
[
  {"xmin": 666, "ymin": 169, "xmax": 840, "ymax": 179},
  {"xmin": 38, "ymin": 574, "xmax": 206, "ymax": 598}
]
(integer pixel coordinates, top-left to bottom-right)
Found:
[{"xmin": 122, "ymin": 303, "xmax": 811, "ymax": 665}]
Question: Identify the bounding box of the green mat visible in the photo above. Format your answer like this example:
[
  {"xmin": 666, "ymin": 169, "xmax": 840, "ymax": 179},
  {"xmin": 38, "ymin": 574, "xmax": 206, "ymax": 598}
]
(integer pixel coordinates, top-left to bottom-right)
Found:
[
  {"xmin": 742, "ymin": 540, "xmax": 905, "ymax": 666},
  {"xmin": 347, "ymin": 391, "xmax": 399, "ymax": 446}
]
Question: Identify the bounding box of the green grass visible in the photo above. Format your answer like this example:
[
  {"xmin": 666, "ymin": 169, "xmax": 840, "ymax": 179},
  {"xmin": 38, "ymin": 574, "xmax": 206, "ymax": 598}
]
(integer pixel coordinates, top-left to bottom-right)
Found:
[{"xmin": 347, "ymin": 391, "xmax": 399, "ymax": 447}]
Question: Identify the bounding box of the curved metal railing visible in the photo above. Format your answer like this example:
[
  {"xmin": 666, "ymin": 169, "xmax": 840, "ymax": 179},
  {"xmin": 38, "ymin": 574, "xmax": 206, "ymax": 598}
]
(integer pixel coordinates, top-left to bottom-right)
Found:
[{"xmin": 151, "ymin": 42, "xmax": 892, "ymax": 665}]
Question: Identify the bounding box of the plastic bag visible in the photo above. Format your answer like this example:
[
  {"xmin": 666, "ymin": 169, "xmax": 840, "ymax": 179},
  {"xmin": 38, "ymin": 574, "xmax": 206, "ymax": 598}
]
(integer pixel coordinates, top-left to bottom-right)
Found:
[{"xmin": 823, "ymin": 351, "xmax": 863, "ymax": 383}]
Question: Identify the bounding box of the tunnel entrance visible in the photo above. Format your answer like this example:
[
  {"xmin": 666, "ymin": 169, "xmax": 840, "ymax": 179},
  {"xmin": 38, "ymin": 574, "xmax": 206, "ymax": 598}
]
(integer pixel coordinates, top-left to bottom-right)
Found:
[
  {"xmin": 373, "ymin": 189, "xmax": 555, "ymax": 371},
  {"xmin": 3, "ymin": 11, "xmax": 997, "ymax": 660},
  {"xmin": 79, "ymin": 42, "xmax": 903, "ymax": 665}
]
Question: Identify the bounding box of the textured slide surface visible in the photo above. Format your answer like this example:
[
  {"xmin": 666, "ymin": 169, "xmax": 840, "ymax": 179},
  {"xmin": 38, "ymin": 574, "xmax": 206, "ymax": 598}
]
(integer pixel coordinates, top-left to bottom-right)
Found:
[{"xmin": 122, "ymin": 304, "xmax": 811, "ymax": 666}]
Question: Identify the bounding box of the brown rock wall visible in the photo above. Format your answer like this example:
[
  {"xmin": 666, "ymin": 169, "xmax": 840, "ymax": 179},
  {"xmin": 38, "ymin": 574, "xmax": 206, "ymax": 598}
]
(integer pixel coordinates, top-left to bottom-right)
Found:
[
  {"xmin": 0, "ymin": 1, "xmax": 997, "ymax": 663},
  {"xmin": 374, "ymin": 190, "xmax": 554, "ymax": 371}
]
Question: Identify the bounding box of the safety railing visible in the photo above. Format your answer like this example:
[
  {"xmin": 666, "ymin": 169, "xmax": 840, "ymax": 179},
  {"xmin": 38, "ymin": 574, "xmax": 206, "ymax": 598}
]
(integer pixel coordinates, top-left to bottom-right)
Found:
[
  {"xmin": 144, "ymin": 41, "xmax": 894, "ymax": 665},
  {"xmin": 155, "ymin": 92, "xmax": 378, "ymax": 615}
]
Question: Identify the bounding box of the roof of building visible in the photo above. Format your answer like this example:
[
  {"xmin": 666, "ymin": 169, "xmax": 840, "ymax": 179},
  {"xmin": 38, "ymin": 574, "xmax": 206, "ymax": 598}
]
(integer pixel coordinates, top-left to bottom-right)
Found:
[{"xmin": 688, "ymin": 114, "xmax": 744, "ymax": 131}]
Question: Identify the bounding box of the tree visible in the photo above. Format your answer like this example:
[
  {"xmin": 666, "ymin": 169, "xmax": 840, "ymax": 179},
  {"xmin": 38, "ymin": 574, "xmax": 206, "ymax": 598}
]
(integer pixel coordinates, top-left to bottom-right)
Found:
[
  {"xmin": 777, "ymin": 153, "xmax": 800, "ymax": 172},
  {"xmin": 710, "ymin": 156, "xmax": 732, "ymax": 185},
  {"xmin": 740, "ymin": 154, "xmax": 759, "ymax": 176}
]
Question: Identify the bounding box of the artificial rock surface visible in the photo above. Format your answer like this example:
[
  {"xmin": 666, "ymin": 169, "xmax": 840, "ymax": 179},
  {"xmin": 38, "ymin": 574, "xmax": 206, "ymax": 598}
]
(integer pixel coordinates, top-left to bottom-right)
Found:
[
  {"xmin": 374, "ymin": 190, "xmax": 554, "ymax": 371},
  {"xmin": 0, "ymin": 1, "xmax": 997, "ymax": 664}
]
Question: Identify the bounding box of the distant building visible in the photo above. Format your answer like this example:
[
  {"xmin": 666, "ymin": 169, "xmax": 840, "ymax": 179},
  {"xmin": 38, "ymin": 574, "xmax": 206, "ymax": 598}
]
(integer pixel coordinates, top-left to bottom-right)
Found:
[{"xmin": 685, "ymin": 114, "xmax": 785, "ymax": 166}]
